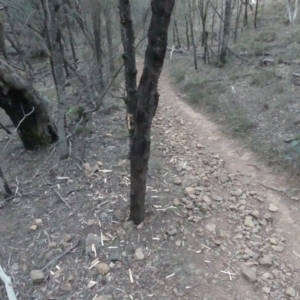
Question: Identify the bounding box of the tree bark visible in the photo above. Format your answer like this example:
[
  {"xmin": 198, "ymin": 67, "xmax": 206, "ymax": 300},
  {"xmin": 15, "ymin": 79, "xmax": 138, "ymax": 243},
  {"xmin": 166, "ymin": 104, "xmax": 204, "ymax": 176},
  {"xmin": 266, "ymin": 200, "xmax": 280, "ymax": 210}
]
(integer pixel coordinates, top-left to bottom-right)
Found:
[
  {"xmin": 0, "ymin": 167, "xmax": 12, "ymax": 200},
  {"xmin": 104, "ymin": 6, "xmax": 115, "ymax": 72},
  {"xmin": 119, "ymin": 0, "xmax": 175, "ymax": 224},
  {"xmin": 220, "ymin": 0, "xmax": 232, "ymax": 64},
  {"xmin": 0, "ymin": 59, "xmax": 58, "ymax": 149},
  {"xmin": 185, "ymin": 15, "xmax": 190, "ymax": 51},
  {"xmin": 254, "ymin": 0, "xmax": 259, "ymax": 28},
  {"xmin": 42, "ymin": 0, "xmax": 69, "ymax": 159},
  {"xmin": 119, "ymin": 0, "xmax": 138, "ymax": 158},
  {"xmin": 188, "ymin": 0, "xmax": 198, "ymax": 69}
]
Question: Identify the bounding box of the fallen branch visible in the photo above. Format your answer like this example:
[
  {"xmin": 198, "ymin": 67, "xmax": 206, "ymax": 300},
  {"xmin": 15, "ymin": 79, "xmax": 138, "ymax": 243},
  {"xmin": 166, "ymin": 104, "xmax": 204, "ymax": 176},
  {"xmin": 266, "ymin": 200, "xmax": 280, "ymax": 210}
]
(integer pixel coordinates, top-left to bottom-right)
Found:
[
  {"xmin": 53, "ymin": 188, "xmax": 71, "ymax": 209},
  {"xmin": 0, "ymin": 264, "xmax": 18, "ymax": 300},
  {"xmin": 41, "ymin": 240, "xmax": 80, "ymax": 271}
]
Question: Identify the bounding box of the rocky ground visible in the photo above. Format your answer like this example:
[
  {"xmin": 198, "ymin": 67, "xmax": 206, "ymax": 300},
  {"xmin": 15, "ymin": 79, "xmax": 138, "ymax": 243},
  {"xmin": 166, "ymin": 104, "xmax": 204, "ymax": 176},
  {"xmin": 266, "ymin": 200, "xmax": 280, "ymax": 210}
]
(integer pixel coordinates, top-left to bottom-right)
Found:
[{"xmin": 0, "ymin": 66, "xmax": 300, "ymax": 300}]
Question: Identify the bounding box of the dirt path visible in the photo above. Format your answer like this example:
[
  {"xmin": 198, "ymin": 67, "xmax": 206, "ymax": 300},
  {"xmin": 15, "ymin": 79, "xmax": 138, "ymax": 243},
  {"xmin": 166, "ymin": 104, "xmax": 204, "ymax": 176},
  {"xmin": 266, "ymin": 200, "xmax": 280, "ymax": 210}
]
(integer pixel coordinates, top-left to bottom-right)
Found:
[{"xmin": 153, "ymin": 70, "xmax": 300, "ymax": 299}]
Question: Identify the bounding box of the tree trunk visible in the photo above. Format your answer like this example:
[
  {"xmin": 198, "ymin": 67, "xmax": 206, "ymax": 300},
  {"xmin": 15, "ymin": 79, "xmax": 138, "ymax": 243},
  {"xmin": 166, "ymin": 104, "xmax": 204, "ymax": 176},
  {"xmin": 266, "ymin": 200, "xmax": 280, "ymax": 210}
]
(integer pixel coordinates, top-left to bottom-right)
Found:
[
  {"xmin": 92, "ymin": 1, "xmax": 105, "ymax": 90},
  {"xmin": 119, "ymin": 0, "xmax": 138, "ymax": 157},
  {"xmin": 0, "ymin": 167, "xmax": 12, "ymax": 201},
  {"xmin": 234, "ymin": 0, "xmax": 243, "ymax": 43},
  {"xmin": 174, "ymin": 19, "xmax": 181, "ymax": 48},
  {"xmin": 188, "ymin": 0, "xmax": 198, "ymax": 69},
  {"xmin": 42, "ymin": 0, "xmax": 69, "ymax": 159},
  {"xmin": 0, "ymin": 22, "xmax": 7, "ymax": 61},
  {"xmin": 244, "ymin": 0, "xmax": 248, "ymax": 26},
  {"xmin": 254, "ymin": 0, "xmax": 259, "ymax": 28},
  {"xmin": 185, "ymin": 15, "xmax": 190, "ymax": 51},
  {"xmin": 119, "ymin": 0, "xmax": 175, "ymax": 225},
  {"xmin": 0, "ymin": 59, "xmax": 58, "ymax": 149},
  {"xmin": 104, "ymin": 7, "xmax": 115, "ymax": 72},
  {"xmin": 220, "ymin": 0, "xmax": 232, "ymax": 64}
]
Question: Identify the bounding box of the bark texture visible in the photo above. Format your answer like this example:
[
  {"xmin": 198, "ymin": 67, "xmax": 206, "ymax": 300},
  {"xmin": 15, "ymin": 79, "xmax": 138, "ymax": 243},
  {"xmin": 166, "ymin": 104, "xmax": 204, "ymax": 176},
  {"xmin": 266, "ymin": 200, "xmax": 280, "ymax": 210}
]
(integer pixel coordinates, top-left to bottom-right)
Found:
[{"xmin": 0, "ymin": 59, "xmax": 58, "ymax": 149}]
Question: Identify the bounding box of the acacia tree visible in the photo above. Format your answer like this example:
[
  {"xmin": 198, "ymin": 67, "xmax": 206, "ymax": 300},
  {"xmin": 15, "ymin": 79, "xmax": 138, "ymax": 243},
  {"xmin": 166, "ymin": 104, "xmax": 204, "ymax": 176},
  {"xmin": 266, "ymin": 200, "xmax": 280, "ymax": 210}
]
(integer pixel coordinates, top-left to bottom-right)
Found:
[{"xmin": 119, "ymin": 0, "xmax": 175, "ymax": 224}]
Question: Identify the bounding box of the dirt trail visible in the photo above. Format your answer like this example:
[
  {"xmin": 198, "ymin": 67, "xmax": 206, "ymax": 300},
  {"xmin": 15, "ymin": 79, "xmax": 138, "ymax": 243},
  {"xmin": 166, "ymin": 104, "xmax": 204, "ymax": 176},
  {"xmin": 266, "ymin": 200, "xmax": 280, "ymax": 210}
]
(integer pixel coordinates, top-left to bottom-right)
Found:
[{"xmin": 154, "ymin": 70, "xmax": 300, "ymax": 299}]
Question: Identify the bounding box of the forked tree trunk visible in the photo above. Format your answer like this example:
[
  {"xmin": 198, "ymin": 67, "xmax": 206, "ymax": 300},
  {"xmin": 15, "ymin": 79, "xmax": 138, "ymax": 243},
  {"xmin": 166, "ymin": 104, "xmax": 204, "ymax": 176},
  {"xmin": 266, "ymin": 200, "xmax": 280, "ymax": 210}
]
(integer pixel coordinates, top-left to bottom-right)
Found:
[
  {"xmin": 0, "ymin": 59, "xmax": 58, "ymax": 149},
  {"xmin": 0, "ymin": 167, "xmax": 12, "ymax": 200},
  {"xmin": 119, "ymin": 0, "xmax": 175, "ymax": 224},
  {"xmin": 220, "ymin": 0, "xmax": 232, "ymax": 64}
]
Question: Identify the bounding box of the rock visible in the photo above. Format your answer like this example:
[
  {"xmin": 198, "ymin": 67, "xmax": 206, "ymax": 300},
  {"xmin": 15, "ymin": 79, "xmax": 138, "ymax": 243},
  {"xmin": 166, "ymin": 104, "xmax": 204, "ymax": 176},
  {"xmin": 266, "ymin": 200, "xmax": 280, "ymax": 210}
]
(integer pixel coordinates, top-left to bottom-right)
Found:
[
  {"xmin": 110, "ymin": 248, "xmax": 121, "ymax": 262},
  {"xmin": 117, "ymin": 227, "xmax": 126, "ymax": 239},
  {"xmin": 268, "ymin": 204, "xmax": 278, "ymax": 212},
  {"xmin": 173, "ymin": 177, "xmax": 182, "ymax": 185},
  {"xmin": 231, "ymin": 189, "xmax": 243, "ymax": 197},
  {"xmin": 30, "ymin": 225, "xmax": 38, "ymax": 231},
  {"xmin": 241, "ymin": 266, "xmax": 257, "ymax": 283},
  {"xmin": 244, "ymin": 248, "xmax": 255, "ymax": 257},
  {"xmin": 219, "ymin": 174, "xmax": 229, "ymax": 184},
  {"xmin": 134, "ymin": 247, "xmax": 145, "ymax": 260},
  {"xmin": 96, "ymin": 263, "xmax": 110, "ymax": 275},
  {"xmin": 175, "ymin": 240, "xmax": 182, "ymax": 247},
  {"xmin": 123, "ymin": 221, "xmax": 134, "ymax": 231},
  {"xmin": 263, "ymin": 213, "xmax": 273, "ymax": 222},
  {"xmin": 31, "ymin": 270, "xmax": 45, "ymax": 283},
  {"xmin": 95, "ymin": 295, "xmax": 113, "ymax": 300},
  {"xmin": 85, "ymin": 234, "xmax": 101, "ymax": 258},
  {"xmin": 244, "ymin": 216, "xmax": 255, "ymax": 228},
  {"xmin": 262, "ymin": 287, "xmax": 271, "ymax": 294},
  {"xmin": 269, "ymin": 237, "xmax": 278, "ymax": 245},
  {"xmin": 272, "ymin": 245, "xmax": 284, "ymax": 252},
  {"xmin": 250, "ymin": 210, "xmax": 260, "ymax": 219},
  {"xmin": 63, "ymin": 233, "xmax": 72, "ymax": 243},
  {"xmin": 35, "ymin": 219, "xmax": 43, "ymax": 226},
  {"xmin": 48, "ymin": 242, "xmax": 57, "ymax": 248},
  {"xmin": 182, "ymin": 175, "xmax": 198, "ymax": 188},
  {"xmin": 184, "ymin": 187, "xmax": 196, "ymax": 196},
  {"xmin": 260, "ymin": 255, "xmax": 273, "ymax": 267},
  {"xmin": 206, "ymin": 224, "xmax": 216, "ymax": 233},
  {"xmin": 167, "ymin": 227, "xmax": 178, "ymax": 236},
  {"xmin": 286, "ymin": 287, "xmax": 296, "ymax": 298},
  {"xmin": 173, "ymin": 198, "xmax": 180, "ymax": 206}
]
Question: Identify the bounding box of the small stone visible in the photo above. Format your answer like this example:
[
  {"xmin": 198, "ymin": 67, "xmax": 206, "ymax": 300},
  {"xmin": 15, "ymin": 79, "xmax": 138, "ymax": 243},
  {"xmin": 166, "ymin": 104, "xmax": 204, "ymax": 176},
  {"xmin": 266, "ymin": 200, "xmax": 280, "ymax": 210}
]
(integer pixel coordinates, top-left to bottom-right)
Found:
[
  {"xmin": 61, "ymin": 283, "xmax": 72, "ymax": 291},
  {"xmin": 262, "ymin": 287, "xmax": 270, "ymax": 294},
  {"xmin": 269, "ymin": 237, "xmax": 278, "ymax": 245},
  {"xmin": 110, "ymin": 248, "xmax": 121, "ymax": 262},
  {"xmin": 272, "ymin": 245, "xmax": 284, "ymax": 252},
  {"xmin": 35, "ymin": 219, "xmax": 43, "ymax": 226},
  {"xmin": 264, "ymin": 213, "xmax": 273, "ymax": 221},
  {"xmin": 244, "ymin": 248, "xmax": 255, "ymax": 257},
  {"xmin": 63, "ymin": 233, "xmax": 72, "ymax": 242},
  {"xmin": 173, "ymin": 198, "xmax": 180, "ymax": 206},
  {"xmin": 96, "ymin": 263, "xmax": 110, "ymax": 275},
  {"xmin": 48, "ymin": 242, "xmax": 57, "ymax": 248},
  {"xmin": 291, "ymin": 197, "xmax": 299, "ymax": 201},
  {"xmin": 250, "ymin": 210, "xmax": 260, "ymax": 219},
  {"xmin": 244, "ymin": 216, "xmax": 255, "ymax": 228},
  {"xmin": 173, "ymin": 177, "xmax": 182, "ymax": 185},
  {"xmin": 241, "ymin": 266, "xmax": 257, "ymax": 282},
  {"xmin": 185, "ymin": 187, "xmax": 196, "ymax": 196},
  {"xmin": 268, "ymin": 204, "xmax": 278, "ymax": 212},
  {"xmin": 231, "ymin": 189, "xmax": 243, "ymax": 197},
  {"xmin": 175, "ymin": 240, "xmax": 182, "ymax": 247},
  {"xmin": 123, "ymin": 221, "xmax": 134, "ymax": 231},
  {"xmin": 206, "ymin": 224, "xmax": 216, "ymax": 233},
  {"xmin": 286, "ymin": 287, "xmax": 296, "ymax": 298},
  {"xmin": 31, "ymin": 270, "xmax": 45, "ymax": 283},
  {"xmin": 167, "ymin": 227, "xmax": 178, "ymax": 236},
  {"xmin": 260, "ymin": 255, "xmax": 273, "ymax": 267},
  {"xmin": 30, "ymin": 225, "xmax": 38, "ymax": 231},
  {"xmin": 134, "ymin": 247, "xmax": 145, "ymax": 260},
  {"xmin": 219, "ymin": 174, "xmax": 229, "ymax": 184}
]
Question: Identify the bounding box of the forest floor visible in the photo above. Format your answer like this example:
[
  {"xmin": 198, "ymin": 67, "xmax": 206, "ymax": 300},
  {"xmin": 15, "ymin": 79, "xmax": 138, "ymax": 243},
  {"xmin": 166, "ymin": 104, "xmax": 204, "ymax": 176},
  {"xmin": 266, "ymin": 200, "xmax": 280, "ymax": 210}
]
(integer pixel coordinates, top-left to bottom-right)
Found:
[{"xmin": 0, "ymin": 59, "xmax": 300, "ymax": 300}]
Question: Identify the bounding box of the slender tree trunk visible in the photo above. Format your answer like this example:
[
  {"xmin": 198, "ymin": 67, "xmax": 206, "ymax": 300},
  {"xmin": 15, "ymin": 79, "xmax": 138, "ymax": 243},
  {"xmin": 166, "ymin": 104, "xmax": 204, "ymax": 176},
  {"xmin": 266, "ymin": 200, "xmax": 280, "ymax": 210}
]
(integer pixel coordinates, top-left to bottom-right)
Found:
[
  {"xmin": 42, "ymin": 0, "xmax": 69, "ymax": 159},
  {"xmin": 218, "ymin": 0, "xmax": 224, "ymax": 57},
  {"xmin": 104, "ymin": 8, "xmax": 115, "ymax": 72},
  {"xmin": 0, "ymin": 22, "xmax": 8, "ymax": 61},
  {"xmin": 119, "ymin": 0, "xmax": 138, "ymax": 158},
  {"xmin": 220, "ymin": 0, "xmax": 232, "ymax": 64},
  {"xmin": 244, "ymin": 0, "xmax": 248, "ymax": 26},
  {"xmin": 119, "ymin": 0, "xmax": 175, "ymax": 224},
  {"xmin": 92, "ymin": 2, "xmax": 105, "ymax": 90},
  {"xmin": 0, "ymin": 59, "xmax": 58, "ymax": 149},
  {"xmin": 185, "ymin": 15, "xmax": 190, "ymax": 51},
  {"xmin": 234, "ymin": 0, "xmax": 243, "ymax": 43},
  {"xmin": 188, "ymin": 0, "xmax": 198, "ymax": 69},
  {"xmin": 211, "ymin": 1, "xmax": 217, "ymax": 46},
  {"xmin": 0, "ymin": 167, "xmax": 12, "ymax": 201},
  {"xmin": 254, "ymin": 0, "xmax": 259, "ymax": 28},
  {"xmin": 174, "ymin": 19, "xmax": 181, "ymax": 48}
]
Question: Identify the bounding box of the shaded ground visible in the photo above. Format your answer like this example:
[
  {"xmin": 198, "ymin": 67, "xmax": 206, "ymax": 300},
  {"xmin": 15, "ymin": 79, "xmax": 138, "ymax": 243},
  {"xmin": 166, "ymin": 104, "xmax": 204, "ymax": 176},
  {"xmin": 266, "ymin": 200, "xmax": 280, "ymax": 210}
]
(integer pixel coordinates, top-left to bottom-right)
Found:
[{"xmin": 0, "ymin": 61, "xmax": 300, "ymax": 300}]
